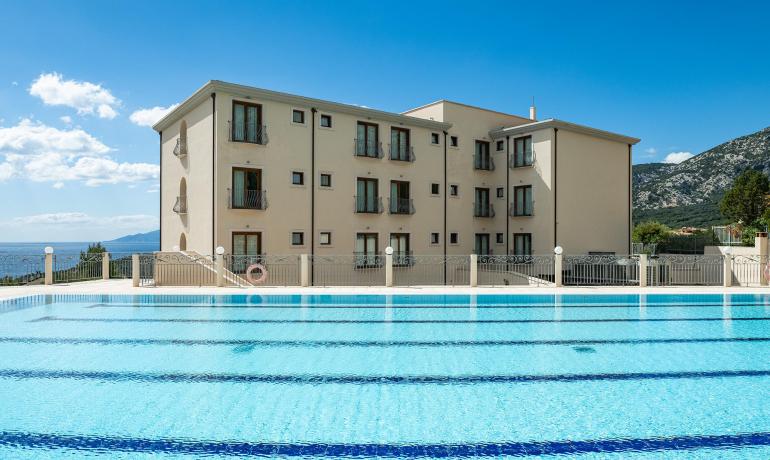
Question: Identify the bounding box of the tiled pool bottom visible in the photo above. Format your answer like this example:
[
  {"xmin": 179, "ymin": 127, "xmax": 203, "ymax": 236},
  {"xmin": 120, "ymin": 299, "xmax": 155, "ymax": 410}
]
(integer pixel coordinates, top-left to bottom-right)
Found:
[{"xmin": 0, "ymin": 293, "xmax": 768, "ymax": 459}]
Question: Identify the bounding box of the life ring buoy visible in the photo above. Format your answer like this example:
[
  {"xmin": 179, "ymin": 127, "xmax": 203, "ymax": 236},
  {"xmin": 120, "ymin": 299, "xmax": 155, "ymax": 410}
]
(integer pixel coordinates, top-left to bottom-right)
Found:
[{"xmin": 246, "ymin": 264, "xmax": 267, "ymax": 284}]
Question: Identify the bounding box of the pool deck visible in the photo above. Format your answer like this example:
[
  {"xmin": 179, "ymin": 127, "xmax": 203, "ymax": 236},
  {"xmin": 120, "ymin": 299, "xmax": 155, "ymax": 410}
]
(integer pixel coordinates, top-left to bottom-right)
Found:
[{"xmin": 1, "ymin": 279, "xmax": 769, "ymax": 301}]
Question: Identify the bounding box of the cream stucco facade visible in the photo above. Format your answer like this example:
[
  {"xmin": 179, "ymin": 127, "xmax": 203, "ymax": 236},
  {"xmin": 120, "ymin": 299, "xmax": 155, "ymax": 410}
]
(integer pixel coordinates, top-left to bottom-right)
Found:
[{"xmin": 154, "ymin": 81, "xmax": 639, "ymax": 258}]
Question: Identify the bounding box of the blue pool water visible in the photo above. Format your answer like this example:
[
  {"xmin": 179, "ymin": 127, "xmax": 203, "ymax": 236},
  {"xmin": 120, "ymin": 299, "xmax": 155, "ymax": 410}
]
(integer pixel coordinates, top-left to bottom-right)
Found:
[{"xmin": 0, "ymin": 293, "xmax": 769, "ymax": 458}]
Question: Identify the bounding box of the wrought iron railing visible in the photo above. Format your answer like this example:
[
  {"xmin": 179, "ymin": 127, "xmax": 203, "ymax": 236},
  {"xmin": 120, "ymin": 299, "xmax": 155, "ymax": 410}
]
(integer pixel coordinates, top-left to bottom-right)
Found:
[
  {"xmin": 353, "ymin": 139, "xmax": 383, "ymax": 158},
  {"xmin": 392, "ymin": 255, "xmax": 471, "ymax": 286},
  {"xmin": 173, "ymin": 196, "xmax": 187, "ymax": 214},
  {"xmin": 173, "ymin": 137, "xmax": 187, "ymax": 157},
  {"xmin": 225, "ymin": 254, "xmax": 301, "ymax": 286},
  {"xmin": 473, "ymin": 202, "xmax": 495, "ymax": 218},
  {"xmin": 354, "ymin": 196, "xmax": 383, "ymax": 213},
  {"xmin": 388, "ymin": 197, "xmax": 415, "ymax": 215},
  {"xmin": 648, "ymin": 255, "xmax": 724, "ymax": 286},
  {"xmin": 228, "ymin": 120, "xmax": 268, "ymax": 145},
  {"xmin": 563, "ymin": 254, "xmax": 639, "ymax": 286},
  {"xmin": 228, "ymin": 189, "xmax": 268, "ymax": 210},
  {"xmin": 474, "ymin": 154, "xmax": 495, "ymax": 171},
  {"xmin": 108, "ymin": 253, "xmax": 134, "ymax": 279},
  {"xmin": 478, "ymin": 255, "xmax": 555, "ymax": 286},
  {"xmin": 731, "ymin": 255, "xmax": 764, "ymax": 287},
  {"xmin": 509, "ymin": 201, "xmax": 534, "ymax": 217},
  {"xmin": 151, "ymin": 252, "xmax": 217, "ymax": 287},
  {"xmin": 389, "ymin": 144, "xmax": 415, "ymax": 162},
  {"xmin": 0, "ymin": 255, "xmax": 45, "ymax": 286},
  {"xmin": 53, "ymin": 253, "xmax": 104, "ymax": 283},
  {"xmin": 310, "ymin": 254, "xmax": 385, "ymax": 286},
  {"xmin": 510, "ymin": 150, "xmax": 535, "ymax": 168}
]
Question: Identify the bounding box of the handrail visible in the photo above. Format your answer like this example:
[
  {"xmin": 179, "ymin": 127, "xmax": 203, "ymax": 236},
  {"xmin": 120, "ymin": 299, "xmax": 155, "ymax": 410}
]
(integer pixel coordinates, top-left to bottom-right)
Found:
[
  {"xmin": 228, "ymin": 188, "xmax": 268, "ymax": 210},
  {"xmin": 388, "ymin": 197, "xmax": 415, "ymax": 215},
  {"xmin": 354, "ymin": 196, "xmax": 383, "ymax": 213},
  {"xmin": 353, "ymin": 138, "xmax": 383, "ymax": 158},
  {"xmin": 227, "ymin": 120, "xmax": 269, "ymax": 145},
  {"xmin": 388, "ymin": 144, "xmax": 415, "ymax": 162},
  {"xmin": 474, "ymin": 154, "xmax": 495, "ymax": 171},
  {"xmin": 473, "ymin": 202, "xmax": 495, "ymax": 218}
]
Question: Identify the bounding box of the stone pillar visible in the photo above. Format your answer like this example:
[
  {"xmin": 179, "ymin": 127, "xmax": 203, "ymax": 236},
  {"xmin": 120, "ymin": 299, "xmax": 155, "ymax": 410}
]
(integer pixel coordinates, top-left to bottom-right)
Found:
[
  {"xmin": 385, "ymin": 253, "xmax": 394, "ymax": 287},
  {"xmin": 102, "ymin": 252, "xmax": 110, "ymax": 280},
  {"xmin": 757, "ymin": 232, "xmax": 768, "ymax": 286},
  {"xmin": 131, "ymin": 254, "xmax": 140, "ymax": 287},
  {"xmin": 300, "ymin": 254, "xmax": 309, "ymax": 287},
  {"xmin": 554, "ymin": 253, "xmax": 563, "ymax": 287},
  {"xmin": 469, "ymin": 254, "xmax": 478, "ymax": 287},
  {"xmin": 723, "ymin": 253, "xmax": 733, "ymax": 287},
  {"xmin": 215, "ymin": 255, "xmax": 225, "ymax": 287},
  {"xmin": 639, "ymin": 254, "xmax": 648, "ymax": 287},
  {"xmin": 44, "ymin": 248, "xmax": 53, "ymax": 285}
]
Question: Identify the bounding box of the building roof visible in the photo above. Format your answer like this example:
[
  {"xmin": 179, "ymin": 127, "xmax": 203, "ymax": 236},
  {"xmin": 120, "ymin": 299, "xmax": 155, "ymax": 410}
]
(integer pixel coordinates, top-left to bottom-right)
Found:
[
  {"xmin": 402, "ymin": 99, "xmax": 533, "ymax": 122},
  {"xmin": 153, "ymin": 81, "xmax": 453, "ymax": 132},
  {"xmin": 489, "ymin": 119, "xmax": 640, "ymax": 145}
]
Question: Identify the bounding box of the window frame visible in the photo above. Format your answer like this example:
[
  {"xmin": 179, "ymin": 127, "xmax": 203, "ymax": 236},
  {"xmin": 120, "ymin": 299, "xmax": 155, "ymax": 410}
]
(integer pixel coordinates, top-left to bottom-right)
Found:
[
  {"xmin": 430, "ymin": 232, "xmax": 440, "ymax": 245},
  {"xmin": 291, "ymin": 231, "xmax": 305, "ymax": 246},
  {"xmin": 513, "ymin": 135, "xmax": 534, "ymax": 168},
  {"xmin": 450, "ymin": 232, "xmax": 459, "ymax": 245},
  {"xmin": 390, "ymin": 126, "xmax": 411, "ymax": 161},
  {"xmin": 231, "ymin": 167, "xmax": 263, "ymax": 209},
  {"xmin": 430, "ymin": 183, "xmax": 440, "ymax": 196},
  {"xmin": 496, "ymin": 187, "xmax": 504, "ymax": 198},
  {"xmin": 319, "ymin": 114, "xmax": 333, "ymax": 128},
  {"xmin": 496, "ymin": 140, "xmax": 505, "ymax": 151},
  {"xmin": 319, "ymin": 231, "xmax": 332, "ymax": 246},
  {"xmin": 231, "ymin": 100, "xmax": 263, "ymax": 144},
  {"xmin": 449, "ymin": 184, "xmax": 459, "ymax": 196},
  {"xmin": 513, "ymin": 233, "xmax": 532, "ymax": 256},
  {"xmin": 291, "ymin": 109, "xmax": 305, "ymax": 124},
  {"xmin": 291, "ymin": 171, "xmax": 305, "ymax": 186},
  {"xmin": 319, "ymin": 173, "xmax": 332, "ymax": 188},
  {"xmin": 450, "ymin": 136, "xmax": 459, "ymax": 148},
  {"xmin": 513, "ymin": 185, "xmax": 533, "ymax": 217},
  {"xmin": 430, "ymin": 132, "xmax": 440, "ymax": 145},
  {"xmin": 356, "ymin": 121, "xmax": 379, "ymax": 158},
  {"xmin": 474, "ymin": 140, "xmax": 492, "ymax": 170},
  {"xmin": 356, "ymin": 177, "xmax": 379, "ymax": 213}
]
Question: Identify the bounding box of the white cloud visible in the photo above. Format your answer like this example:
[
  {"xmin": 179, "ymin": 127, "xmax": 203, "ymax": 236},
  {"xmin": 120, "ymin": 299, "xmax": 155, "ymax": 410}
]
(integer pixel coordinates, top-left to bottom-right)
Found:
[
  {"xmin": 11, "ymin": 212, "xmax": 157, "ymax": 227},
  {"xmin": 644, "ymin": 147, "xmax": 657, "ymax": 156},
  {"xmin": 129, "ymin": 104, "xmax": 179, "ymax": 127},
  {"xmin": 29, "ymin": 72, "xmax": 120, "ymax": 119},
  {"xmin": 59, "ymin": 115, "xmax": 72, "ymax": 124},
  {"xmin": 662, "ymin": 151, "xmax": 694, "ymax": 164},
  {"xmin": 0, "ymin": 119, "xmax": 158, "ymax": 186}
]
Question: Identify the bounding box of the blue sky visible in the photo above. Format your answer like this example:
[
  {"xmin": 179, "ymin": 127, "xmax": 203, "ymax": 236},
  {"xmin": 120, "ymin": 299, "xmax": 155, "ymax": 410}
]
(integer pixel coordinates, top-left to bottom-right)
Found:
[{"xmin": 1, "ymin": 0, "xmax": 769, "ymax": 241}]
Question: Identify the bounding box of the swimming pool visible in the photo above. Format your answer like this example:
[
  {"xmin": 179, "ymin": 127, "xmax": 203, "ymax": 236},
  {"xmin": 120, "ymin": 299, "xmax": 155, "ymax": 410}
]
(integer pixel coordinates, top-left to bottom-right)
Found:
[{"xmin": 0, "ymin": 293, "xmax": 768, "ymax": 458}]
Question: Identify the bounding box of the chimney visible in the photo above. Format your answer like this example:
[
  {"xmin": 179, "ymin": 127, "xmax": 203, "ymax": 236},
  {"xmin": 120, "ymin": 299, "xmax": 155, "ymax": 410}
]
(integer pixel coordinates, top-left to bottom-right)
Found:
[{"xmin": 529, "ymin": 97, "xmax": 537, "ymax": 121}]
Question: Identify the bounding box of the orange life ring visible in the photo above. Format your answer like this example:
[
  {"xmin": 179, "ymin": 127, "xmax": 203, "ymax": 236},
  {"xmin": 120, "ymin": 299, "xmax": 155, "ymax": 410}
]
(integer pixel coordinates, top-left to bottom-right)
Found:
[{"xmin": 246, "ymin": 264, "xmax": 267, "ymax": 284}]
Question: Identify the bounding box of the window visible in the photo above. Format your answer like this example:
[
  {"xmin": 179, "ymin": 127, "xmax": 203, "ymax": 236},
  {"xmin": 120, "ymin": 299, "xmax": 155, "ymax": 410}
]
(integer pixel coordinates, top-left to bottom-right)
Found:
[
  {"xmin": 355, "ymin": 233, "xmax": 379, "ymax": 267},
  {"xmin": 450, "ymin": 233, "xmax": 459, "ymax": 244},
  {"xmin": 390, "ymin": 181, "xmax": 411, "ymax": 214},
  {"xmin": 474, "ymin": 188, "xmax": 492, "ymax": 217},
  {"xmin": 496, "ymin": 233, "xmax": 504, "ymax": 244},
  {"xmin": 513, "ymin": 233, "xmax": 532, "ymax": 256},
  {"xmin": 431, "ymin": 183, "xmax": 440, "ymax": 195},
  {"xmin": 513, "ymin": 136, "xmax": 534, "ymax": 167},
  {"xmin": 390, "ymin": 127, "xmax": 411, "ymax": 161},
  {"xmin": 475, "ymin": 233, "xmax": 491, "ymax": 256},
  {"xmin": 390, "ymin": 233, "xmax": 410, "ymax": 266},
  {"xmin": 320, "ymin": 114, "xmax": 332, "ymax": 128},
  {"xmin": 450, "ymin": 136, "xmax": 458, "ymax": 147},
  {"xmin": 231, "ymin": 168, "xmax": 264, "ymax": 209},
  {"xmin": 355, "ymin": 121, "xmax": 379, "ymax": 157},
  {"xmin": 291, "ymin": 232, "xmax": 304, "ymax": 245},
  {"xmin": 430, "ymin": 233, "xmax": 440, "ymax": 245},
  {"xmin": 291, "ymin": 171, "xmax": 304, "ymax": 185},
  {"xmin": 496, "ymin": 140, "xmax": 505, "ymax": 151},
  {"xmin": 231, "ymin": 232, "xmax": 262, "ymax": 273},
  {"xmin": 320, "ymin": 232, "xmax": 331, "ymax": 245},
  {"xmin": 431, "ymin": 133, "xmax": 440, "ymax": 144},
  {"xmin": 231, "ymin": 101, "xmax": 264, "ymax": 144},
  {"xmin": 496, "ymin": 187, "xmax": 504, "ymax": 198},
  {"xmin": 320, "ymin": 173, "xmax": 332, "ymax": 187},
  {"xmin": 292, "ymin": 109, "xmax": 305, "ymax": 124},
  {"xmin": 513, "ymin": 185, "xmax": 533, "ymax": 216},
  {"xmin": 474, "ymin": 141, "xmax": 492, "ymax": 170},
  {"xmin": 450, "ymin": 184, "xmax": 459, "ymax": 196},
  {"xmin": 355, "ymin": 178, "xmax": 379, "ymax": 213}
]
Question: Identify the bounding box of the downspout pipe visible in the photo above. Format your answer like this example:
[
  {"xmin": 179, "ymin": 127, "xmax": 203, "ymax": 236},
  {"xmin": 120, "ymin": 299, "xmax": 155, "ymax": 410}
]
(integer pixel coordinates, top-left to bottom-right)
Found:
[
  {"xmin": 311, "ymin": 108, "xmax": 317, "ymax": 285},
  {"xmin": 553, "ymin": 127, "xmax": 558, "ymax": 249},
  {"xmin": 505, "ymin": 134, "xmax": 510, "ymax": 256},
  {"xmin": 159, "ymin": 131, "xmax": 162, "ymax": 250},
  {"xmin": 443, "ymin": 130, "xmax": 448, "ymax": 286},
  {"xmin": 211, "ymin": 93, "xmax": 216, "ymax": 256}
]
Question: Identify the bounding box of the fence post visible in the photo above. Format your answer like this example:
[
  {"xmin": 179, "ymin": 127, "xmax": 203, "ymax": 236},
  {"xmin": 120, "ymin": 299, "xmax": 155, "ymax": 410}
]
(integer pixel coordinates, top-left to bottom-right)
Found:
[
  {"xmin": 554, "ymin": 247, "xmax": 563, "ymax": 287},
  {"xmin": 215, "ymin": 247, "xmax": 225, "ymax": 287},
  {"xmin": 639, "ymin": 254, "xmax": 648, "ymax": 287},
  {"xmin": 131, "ymin": 254, "xmax": 140, "ymax": 287},
  {"xmin": 758, "ymin": 232, "xmax": 768, "ymax": 287},
  {"xmin": 470, "ymin": 254, "xmax": 478, "ymax": 287},
  {"xmin": 102, "ymin": 252, "xmax": 110, "ymax": 280},
  {"xmin": 723, "ymin": 253, "xmax": 732, "ymax": 287},
  {"xmin": 385, "ymin": 248, "xmax": 394, "ymax": 287},
  {"xmin": 44, "ymin": 246, "xmax": 53, "ymax": 285},
  {"xmin": 300, "ymin": 254, "xmax": 309, "ymax": 287}
]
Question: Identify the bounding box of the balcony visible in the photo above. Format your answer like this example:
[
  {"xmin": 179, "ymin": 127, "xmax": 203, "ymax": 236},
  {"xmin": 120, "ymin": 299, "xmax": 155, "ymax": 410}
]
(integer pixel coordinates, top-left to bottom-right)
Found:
[
  {"xmin": 173, "ymin": 138, "xmax": 187, "ymax": 157},
  {"xmin": 353, "ymin": 138, "xmax": 383, "ymax": 158},
  {"xmin": 228, "ymin": 189, "xmax": 268, "ymax": 210},
  {"xmin": 473, "ymin": 202, "xmax": 495, "ymax": 218},
  {"xmin": 509, "ymin": 202, "xmax": 534, "ymax": 217},
  {"xmin": 228, "ymin": 121, "xmax": 269, "ymax": 145},
  {"xmin": 354, "ymin": 196, "xmax": 383, "ymax": 214},
  {"xmin": 474, "ymin": 154, "xmax": 495, "ymax": 171},
  {"xmin": 510, "ymin": 151, "xmax": 535, "ymax": 168},
  {"xmin": 389, "ymin": 144, "xmax": 415, "ymax": 162},
  {"xmin": 388, "ymin": 197, "xmax": 415, "ymax": 215},
  {"xmin": 173, "ymin": 196, "xmax": 187, "ymax": 214}
]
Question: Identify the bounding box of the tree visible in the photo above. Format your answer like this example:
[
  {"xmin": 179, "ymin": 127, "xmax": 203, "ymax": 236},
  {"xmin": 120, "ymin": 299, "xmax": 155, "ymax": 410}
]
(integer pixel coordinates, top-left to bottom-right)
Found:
[
  {"xmin": 719, "ymin": 169, "xmax": 770, "ymax": 225},
  {"xmin": 632, "ymin": 221, "xmax": 671, "ymax": 245}
]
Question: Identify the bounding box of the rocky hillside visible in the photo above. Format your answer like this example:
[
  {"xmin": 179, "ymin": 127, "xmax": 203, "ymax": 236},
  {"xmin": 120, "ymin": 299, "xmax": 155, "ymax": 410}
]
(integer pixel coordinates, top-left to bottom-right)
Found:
[{"xmin": 633, "ymin": 126, "xmax": 770, "ymax": 227}]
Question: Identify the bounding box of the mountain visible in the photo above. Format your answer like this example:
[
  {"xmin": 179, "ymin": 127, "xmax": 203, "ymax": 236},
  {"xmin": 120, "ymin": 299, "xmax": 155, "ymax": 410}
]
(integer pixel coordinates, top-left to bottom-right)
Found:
[
  {"xmin": 107, "ymin": 230, "xmax": 160, "ymax": 243},
  {"xmin": 633, "ymin": 126, "xmax": 770, "ymax": 227}
]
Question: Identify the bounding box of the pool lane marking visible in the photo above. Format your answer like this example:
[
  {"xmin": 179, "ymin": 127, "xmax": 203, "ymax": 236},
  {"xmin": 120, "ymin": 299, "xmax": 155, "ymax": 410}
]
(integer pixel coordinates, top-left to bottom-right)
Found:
[
  {"xmin": 1, "ymin": 368, "xmax": 769, "ymax": 385},
  {"xmin": 0, "ymin": 430, "xmax": 769, "ymax": 457},
  {"xmin": 29, "ymin": 316, "xmax": 770, "ymax": 324},
  {"xmin": 85, "ymin": 302, "xmax": 770, "ymax": 309},
  {"xmin": 2, "ymin": 336, "xmax": 770, "ymax": 347}
]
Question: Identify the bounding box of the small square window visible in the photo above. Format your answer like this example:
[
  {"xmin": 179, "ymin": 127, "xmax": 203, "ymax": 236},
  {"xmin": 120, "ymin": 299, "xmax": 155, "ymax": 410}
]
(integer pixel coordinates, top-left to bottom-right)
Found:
[
  {"xmin": 496, "ymin": 233, "xmax": 504, "ymax": 244},
  {"xmin": 431, "ymin": 183, "xmax": 440, "ymax": 195},
  {"xmin": 292, "ymin": 109, "xmax": 305, "ymax": 124},
  {"xmin": 496, "ymin": 187, "xmax": 504, "ymax": 198},
  {"xmin": 450, "ymin": 136, "xmax": 458, "ymax": 147},
  {"xmin": 450, "ymin": 233, "xmax": 459, "ymax": 244},
  {"xmin": 320, "ymin": 232, "xmax": 331, "ymax": 245},
  {"xmin": 430, "ymin": 233, "xmax": 440, "ymax": 245},
  {"xmin": 450, "ymin": 185, "xmax": 459, "ymax": 196},
  {"xmin": 320, "ymin": 114, "xmax": 332, "ymax": 128},
  {"xmin": 292, "ymin": 171, "xmax": 304, "ymax": 185},
  {"xmin": 291, "ymin": 232, "xmax": 304, "ymax": 246},
  {"xmin": 431, "ymin": 133, "xmax": 440, "ymax": 144},
  {"xmin": 320, "ymin": 173, "xmax": 332, "ymax": 187},
  {"xmin": 496, "ymin": 140, "xmax": 505, "ymax": 151}
]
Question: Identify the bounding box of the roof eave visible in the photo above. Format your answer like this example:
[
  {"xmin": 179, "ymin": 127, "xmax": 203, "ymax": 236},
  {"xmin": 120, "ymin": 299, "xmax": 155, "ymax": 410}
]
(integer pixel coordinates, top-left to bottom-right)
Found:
[{"xmin": 489, "ymin": 119, "xmax": 640, "ymax": 145}]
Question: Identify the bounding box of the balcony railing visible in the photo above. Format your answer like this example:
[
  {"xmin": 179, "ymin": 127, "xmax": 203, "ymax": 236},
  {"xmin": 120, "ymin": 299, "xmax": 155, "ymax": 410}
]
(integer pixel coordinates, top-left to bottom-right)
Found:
[
  {"xmin": 389, "ymin": 144, "xmax": 415, "ymax": 162},
  {"xmin": 473, "ymin": 202, "xmax": 495, "ymax": 218},
  {"xmin": 228, "ymin": 121, "xmax": 269, "ymax": 145},
  {"xmin": 353, "ymin": 252, "xmax": 384, "ymax": 269},
  {"xmin": 173, "ymin": 196, "xmax": 187, "ymax": 214},
  {"xmin": 392, "ymin": 251, "xmax": 414, "ymax": 267},
  {"xmin": 354, "ymin": 139, "xmax": 383, "ymax": 158},
  {"xmin": 173, "ymin": 138, "xmax": 187, "ymax": 157},
  {"xmin": 510, "ymin": 150, "xmax": 535, "ymax": 168},
  {"xmin": 228, "ymin": 189, "xmax": 268, "ymax": 210},
  {"xmin": 509, "ymin": 202, "xmax": 534, "ymax": 217},
  {"xmin": 354, "ymin": 196, "xmax": 383, "ymax": 214},
  {"xmin": 388, "ymin": 197, "xmax": 415, "ymax": 215},
  {"xmin": 474, "ymin": 154, "xmax": 495, "ymax": 171}
]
